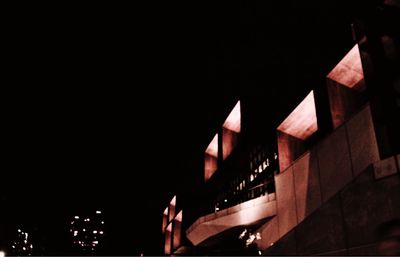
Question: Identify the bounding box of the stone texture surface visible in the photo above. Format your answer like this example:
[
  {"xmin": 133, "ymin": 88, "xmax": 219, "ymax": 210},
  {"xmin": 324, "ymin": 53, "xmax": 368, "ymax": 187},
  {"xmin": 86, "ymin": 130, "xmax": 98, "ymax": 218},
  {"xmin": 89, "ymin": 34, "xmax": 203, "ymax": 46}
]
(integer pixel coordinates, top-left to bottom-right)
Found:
[
  {"xmin": 262, "ymin": 230, "xmax": 297, "ymax": 256},
  {"xmin": 347, "ymin": 243, "xmax": 378, "ymax": 256},
  {"xmin": 341, "ymin": 166, "xmax": 400, "ymax": 248},
  {"xmin": 346, "ymin": 105, "xmax": 379, "ymax": 177},
  {"xmin": 257, "ymin": 217, "xmax": 279, "ymax": 250},
  {"xmin": 275, "ymin": 166, "xmax": 298, "ymax": 237},
  {"xmin": 317, "ymin": 125, "xmax": 353, "ymax": 202},
  {"xmin": 397, "ymin": 154, "xmax": 400, "ymax": 169},
  {"xmin": 374, "ymin": 156, "xmax": 398, "ymax": 179},
  {"xmin": 296, "ymin": 194, "xmax": 346, "ymax": 256},
  {"xmin": 293, "ymin": 149, "xmax": 322, "ymax": 223}
]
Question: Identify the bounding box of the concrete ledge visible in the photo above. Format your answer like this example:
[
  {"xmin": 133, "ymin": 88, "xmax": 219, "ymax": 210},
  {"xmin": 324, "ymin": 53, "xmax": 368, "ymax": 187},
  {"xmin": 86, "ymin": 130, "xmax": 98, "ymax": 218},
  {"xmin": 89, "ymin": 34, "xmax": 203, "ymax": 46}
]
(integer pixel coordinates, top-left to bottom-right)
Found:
[
  {"xmin": 186, "ymin": 200, "xmax": 277, "ymax": 246},
  {"xmin": 374, "ymin": 156, "xmax": 398, "ymax": 179}
]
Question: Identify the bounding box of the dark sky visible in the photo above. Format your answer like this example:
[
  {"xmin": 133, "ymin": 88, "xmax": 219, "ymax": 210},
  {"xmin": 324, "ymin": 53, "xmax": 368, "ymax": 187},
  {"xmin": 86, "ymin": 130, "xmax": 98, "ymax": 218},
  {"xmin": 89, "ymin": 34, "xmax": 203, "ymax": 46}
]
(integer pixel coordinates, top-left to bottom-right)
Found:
[{"xmin": 1, "ymin": 0, "xmax": 373, "ymax": 255}]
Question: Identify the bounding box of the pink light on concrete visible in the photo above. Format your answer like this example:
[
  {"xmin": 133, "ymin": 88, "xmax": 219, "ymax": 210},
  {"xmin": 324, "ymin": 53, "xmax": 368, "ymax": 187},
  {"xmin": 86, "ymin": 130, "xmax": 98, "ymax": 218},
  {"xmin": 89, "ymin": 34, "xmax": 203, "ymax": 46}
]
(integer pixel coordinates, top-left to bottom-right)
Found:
[
  {"xmin": 205, "ymin": 134, "xmax": 218, "ymax": 182},
  {"xmin": 169, "ymin": 196, "xmax": 176, "ymax": 222},
  {"xmin": 327, "ymin": 44, "xmax": 364, "ymax": 89},
  {"xmin": 204, "ymin": 154, "xmax": 218, "ymax": 182},
  {"xmin": 205, "ymin": 134, "xmax": 218, "ymax": 157},
  {"xmin": 173, "ymin": 211, "xmax": 183, "ymax": 250},
  {"xmin": 165, "ymin": 223, "xmax": 172, "ymax": 255},
  {"xmin": 162, "ymin": 207, "xmax": 169, "ymax": 233},
  {"xmin": 166, "ymin": 223, "xmax": 172, "ymax": 232},
  {"xmin": 222, "ymin": 101, "xmax": 241, "ymax": 160},
  {"xmin": 223, "ymin": 101, "xmax": 241, "ymax": 133},
  {"xmin": 176, "ymin": 210, "xmax": 183, "ymax": 222},
  {"xmin": 170, "ymin": 196, "xmax": 176, "ymax": 207},
  {"xmin": 277, "ymin": 91, "xmax": 318, "ymax": 140}
]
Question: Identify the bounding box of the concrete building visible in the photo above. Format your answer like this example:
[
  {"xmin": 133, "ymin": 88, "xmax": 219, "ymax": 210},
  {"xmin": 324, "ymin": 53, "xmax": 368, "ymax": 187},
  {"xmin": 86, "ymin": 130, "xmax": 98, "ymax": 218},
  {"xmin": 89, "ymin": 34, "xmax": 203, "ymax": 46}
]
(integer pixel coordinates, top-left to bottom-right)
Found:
[{"xmin": 166, "ymin": 1, "xmax": 399, "ymax": 255}]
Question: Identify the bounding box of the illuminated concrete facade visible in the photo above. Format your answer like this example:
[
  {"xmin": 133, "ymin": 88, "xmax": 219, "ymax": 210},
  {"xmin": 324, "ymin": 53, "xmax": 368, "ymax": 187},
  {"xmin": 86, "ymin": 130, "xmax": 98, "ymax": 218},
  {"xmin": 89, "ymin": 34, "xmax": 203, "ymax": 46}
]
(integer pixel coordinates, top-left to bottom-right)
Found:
[
  {"xmin": 165, "ymin": 3, "xmax": 399, "ymax": 255},
  {"xmin": 162, "ymin": 196, "xmax": 183, "ymax": 255}
]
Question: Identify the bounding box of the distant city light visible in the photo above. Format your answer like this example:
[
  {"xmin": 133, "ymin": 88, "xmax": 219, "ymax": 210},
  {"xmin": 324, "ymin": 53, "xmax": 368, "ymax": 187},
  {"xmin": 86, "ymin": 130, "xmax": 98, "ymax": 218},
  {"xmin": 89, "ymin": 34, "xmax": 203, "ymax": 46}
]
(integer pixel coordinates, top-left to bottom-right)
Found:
[
  {"xmin": 101, "ymin": 221, "xmax": 104, "ymax": 224},
  {"xmin": 93, "ymin": 230, "xmax": 98, "ymax": 234},
  {"xmin": 12, "ymin": 245, "xmax": 15, "ymax": 249},
  {"xmin": 224, "ymin": 199, "xmax": 227, "ymax": 202},
  {"xmin": 30, "ymin": 244, "xmax": 33, "ymax": 249},
  {"xmin": 24, "ymin": 240, "xmax": 27, "ymax": 244},
  {"xmin": 74, "ymin": 216, "xmax": 79, "ymax": 219},
  {"xmin": 22, "ymin": 247, "xmax": 26, "ymax": 251},
  {"xmin": 18, "ymin": 229, "xmax": 21, "ymax": 233},
  {"xmin": 74, "ymin": 231, "xmax": 78, "ymax": 236},
  {"xmin": 99, "ymin": 231, "xmax": 104, "ymax": 235},
  {"xmin": 85, "ymin": 218, "xmax": 90, "ymax": 222},
  {"xmin": 96, "ymin": 211, "xmax": 101, "ymax": 214},
  {"xmin": 83, "ymin": 229, "xmax": 86, "ymax": 232},
  {"xmin": 258, "ymin": 250, "xmax": 262, "ymax": 255}
]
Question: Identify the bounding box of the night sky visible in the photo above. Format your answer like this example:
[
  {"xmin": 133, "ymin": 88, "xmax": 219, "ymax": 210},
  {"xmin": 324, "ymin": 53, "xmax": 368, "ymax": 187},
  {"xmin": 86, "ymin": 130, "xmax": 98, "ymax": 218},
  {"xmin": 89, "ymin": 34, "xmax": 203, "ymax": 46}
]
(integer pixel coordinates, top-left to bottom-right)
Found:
[{"xmin": 2, "ymin": 1, "xmax": 376, "ymax": 255}]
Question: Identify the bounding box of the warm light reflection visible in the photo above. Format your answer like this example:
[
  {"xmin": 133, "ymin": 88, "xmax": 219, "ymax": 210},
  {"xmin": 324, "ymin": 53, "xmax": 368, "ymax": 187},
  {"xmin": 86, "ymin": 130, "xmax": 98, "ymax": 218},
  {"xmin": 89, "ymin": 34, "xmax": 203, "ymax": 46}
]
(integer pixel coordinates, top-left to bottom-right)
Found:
[
  {"xmin": 205, "ymin": 154, "xmax": 218, "ymax": 182},
  {"xmin": 205, "ymin": 134, "xmax": 218, "ymax": 157},
  {"xmin": 327, "ymin": 44, "xmax": 364, "ymax": 89},
  {"xmin": 166, "ymin": 223, "xmax": 172, "ymax": 232},
  {"xmin": 170, "ymin": 195, "xmax": 176, "ymax": 206},
  {"xmin": 223, "ymin": 101, "xmax": 241, "ymax": 133},
  {"xmin": 163, "ymin": 207, "xmax": 168, "ymax": 215},
  {"xmin": 176, "ymin": 210, "xmax": 183, "ymax": 222},
  {"xmin": 277, "ymin": 91, "xmax": 318, "ymax": 140}
]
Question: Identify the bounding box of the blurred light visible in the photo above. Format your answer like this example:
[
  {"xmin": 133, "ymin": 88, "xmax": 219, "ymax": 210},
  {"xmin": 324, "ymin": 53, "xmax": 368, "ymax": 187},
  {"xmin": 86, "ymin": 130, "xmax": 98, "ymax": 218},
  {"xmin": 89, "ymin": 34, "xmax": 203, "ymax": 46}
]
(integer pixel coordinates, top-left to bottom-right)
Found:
[
  {"xmin": 85, "ymin": 218, "xmax": 90, "ymax": 222},
  {"xmin": 224, "ymin": 199, "xmax": 227, "ymax": 203},
  {"xmin": 239, "ymin": 229, "xmax": 247, "ymax": 239},
  {"xmin": 0, "ymin": 251, "xmax": 5, "ymax": 257},
  {"xmin": 74, "ymin": 216, "xmax": 79, "ymax": 219},
  {"xmin": 215, "ymin": 207, "xmax": 219, "ymax": 211},
  {"xmin": 93, "ymin": 230, "xmax": 98, "ymax": 234},
  {"xmin": 71, "ymin": 221, "xmax": 74, "ymax": 225},
  {"xmin": 93, "ymin": 241, "xmax": 98, "ymax": 244},
  {"xmin": 30, "ymin": 245, "xmax": 33, "ymax": 249},
  {"xmin": 25, "ymin": 233, "xmax": 28, "ymax": 239},
  {"xmin": 24, "ymin": 240, "xmax": 27, "ymax": 244},
  {"xmin": 22, "ymin": 247, "xmax": 26, "ymax": 251},
  {"xmin": 101, "ymin": 221, "xmax": 104, "ymax": 224},
  {"xmin": 96, "ymin": 211, "xmax": 101, "ymax": 214},
  {"xmin": 258, "ymin": 250, "xmax": 262, "ymax": 255},
  {"xmin": 99, "ymin": 231, "xmax": 104, "ymax": 235},
  {"xmin": 83, "ymin": 229, "xmax": 86, "ymax": 232},
  {"xmin": 74, "ymin": 231, "xmax": 78, "ymax": 236},
  {"xmin": 18, "ymin": 229, "xmax": 21, "ymax": 233},
  {"xmin": 12, "ymin": 245, "xmax": 15, "ymax": 249}
]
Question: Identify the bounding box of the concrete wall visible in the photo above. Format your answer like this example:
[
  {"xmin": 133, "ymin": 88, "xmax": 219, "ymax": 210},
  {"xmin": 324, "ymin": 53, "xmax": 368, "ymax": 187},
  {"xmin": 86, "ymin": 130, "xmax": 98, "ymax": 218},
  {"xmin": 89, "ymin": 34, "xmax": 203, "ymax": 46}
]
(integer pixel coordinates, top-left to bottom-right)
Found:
[
  {"xmin": 186, "ymin": 195, "xmax": 276, "ymax": 246},
  {"xmin": 263, "ymin": 160, "xmax": 399, "ymax": 255},
  {"xmin": 258, "ymin": 104, "xmax": 397, "ymax": 255}
]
